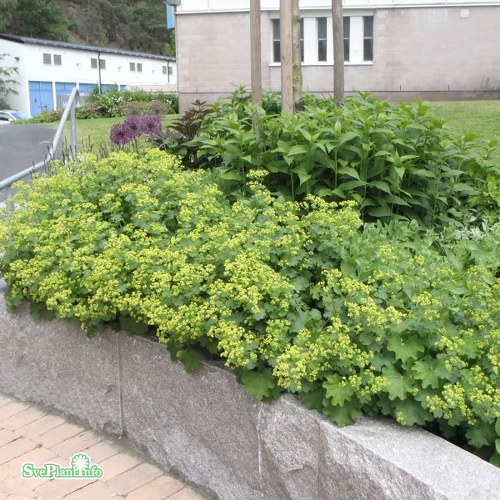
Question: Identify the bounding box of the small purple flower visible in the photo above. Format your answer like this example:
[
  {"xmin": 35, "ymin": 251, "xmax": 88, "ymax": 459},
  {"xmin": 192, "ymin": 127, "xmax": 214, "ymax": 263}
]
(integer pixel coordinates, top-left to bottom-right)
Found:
[
  {"xmin": 141, "ymin": 115, "xmax": 163, "ymax": 137},
  {"xmin": 123, "ymin": 115, "xmax": 143, "ymax": 138},
  {"xmin": 110, "ymin": 123, "xmax": 134, "ymax": 145}
]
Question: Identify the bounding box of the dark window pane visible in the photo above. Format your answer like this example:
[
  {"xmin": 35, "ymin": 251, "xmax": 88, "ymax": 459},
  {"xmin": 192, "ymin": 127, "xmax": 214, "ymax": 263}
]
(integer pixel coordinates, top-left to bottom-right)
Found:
[
  {"xmin": 344, "ymin": 40, "xmax": 350, "ymax": 62},
  {"xmin": 318, "ymin": 40, "xmax": 327, "ymax": 62},
  {"xmin": 318, "ymin": 17, "xmax": 327, "ymax": 39},
  {"xmin": 273, "ymin": 19, "xmax": 280, "ymax": 39},
  {"xmin": 364, "ymin": 40, "xmax": 373, "ymax": 61},
  {"xmin": 274, "ymin": 41, "xmax": 281, "ymax": 63},
  {"xmin": 343, "ymin": 17, "xmax": 350, "ymax": 37},
  {"xmin": 364, "ymin": 16, "xmax": 373, "ymax": 37},
  {"xmin": 300, "ymin": 18, "xmax": 304, "ymax": 62}
]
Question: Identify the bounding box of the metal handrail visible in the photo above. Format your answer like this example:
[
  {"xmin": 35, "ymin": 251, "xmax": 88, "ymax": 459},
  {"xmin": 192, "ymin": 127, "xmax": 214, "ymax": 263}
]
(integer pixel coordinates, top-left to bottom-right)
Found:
[{"xmin": 0, "ymin": 87, "xmax": 80, "ymax": 191}]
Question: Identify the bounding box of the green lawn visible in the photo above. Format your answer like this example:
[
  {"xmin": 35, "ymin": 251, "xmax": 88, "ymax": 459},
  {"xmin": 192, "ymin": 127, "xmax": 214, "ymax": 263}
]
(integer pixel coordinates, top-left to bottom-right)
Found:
[
  {"xmin": 429, "ymin": 100, "xmax": 500, "ymax": 144},
  {"xmin": 63, "ymin": 115, "xmax": 179, "ymax": 153}
]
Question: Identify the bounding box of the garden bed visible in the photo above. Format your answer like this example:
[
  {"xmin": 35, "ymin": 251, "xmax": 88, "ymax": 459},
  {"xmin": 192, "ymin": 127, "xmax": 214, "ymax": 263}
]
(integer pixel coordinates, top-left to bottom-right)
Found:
[{"xmin": 1, "ymin": 285, "xmax": 498, "ymax": 500}]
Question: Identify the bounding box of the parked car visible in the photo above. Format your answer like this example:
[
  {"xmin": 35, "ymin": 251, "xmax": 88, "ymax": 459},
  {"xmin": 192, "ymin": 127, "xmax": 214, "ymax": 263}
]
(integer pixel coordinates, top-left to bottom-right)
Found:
[{"xmin": 0, "ymin": 110, "xmax": 31, "ymax": 124}]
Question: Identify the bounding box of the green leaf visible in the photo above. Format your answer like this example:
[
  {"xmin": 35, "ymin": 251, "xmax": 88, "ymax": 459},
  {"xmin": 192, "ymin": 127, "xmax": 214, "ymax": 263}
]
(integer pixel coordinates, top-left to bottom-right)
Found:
[
  {"xmin": 29, "ymin": 302, "xmax": 56, "ymax": 321},
  {"xmin": 241, "ymin": 369, "xmax": 277, "ymax": 401},
  {"xmin": 294, "ymin": 166, "xmax": 313, "ymax": 185},
  {"xmin": 338, "ymin": 166, "xmax": 361, "ymax": 180},
  {"xmin": 382, "ymin": 365, "xmax": 412, "ymax": 401},
  {"xmin": 465, "ymin": 422, "xmax": 497, "ymax": 448},
  {"xmin": 367, "ymin": 206, "xmax": 393, "ymax": 218},
  {"xmin": 177, "ymin": 349, "xmax": 202, "ymax": 374},
  {"xmin": 392, "ymin": 398, "xmax": 432, "ymax": 426},
  {"xmin": 339, "ymin": 131, "xmax": 360, "ymax": 145},
  {"xmin": 387, "ymin": 335, "xmax": 425, "ymax": 363},
  {"xmin": 323, "ymin": 374, "xmax": 355, "ymax": 406},
  {"xmin": 411, "ymin": 358, "xmax": 441, "ymax": 389},
  {"xmin": 119, "ymin": 315, "xmax": 149, "ymax": 336},
  {"xmin": 299, "ymin": 387, "xmax": 326, "ymax": 411},
  {"xmin": 496, "ymin": 438, "xmax": 500, "ymax": 455},
  {"xmin": 369, "ymin": 180, "xmax": 392, "ymax": 194},
  {"xmin": 322, "ymin": 398, "xmax": 362, "ymax": 427},
  {"xmin": 451, "ymin": 183, "xmax": 479, "ymax": 195}
]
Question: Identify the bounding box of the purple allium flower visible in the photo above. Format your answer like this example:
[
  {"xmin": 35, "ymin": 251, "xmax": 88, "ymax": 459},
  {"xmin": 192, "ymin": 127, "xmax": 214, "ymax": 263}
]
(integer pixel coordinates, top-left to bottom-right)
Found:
[
  {"xmin": 123, "ymin": 115, "xmax": 143, "ymax": 138},
  {"xmin": 141, "ymin": 115, "xmax": 163, "ymax": 137},
  {"xmin": 110, "ymin": 123, "xmax": 134, "ymax": 145}
]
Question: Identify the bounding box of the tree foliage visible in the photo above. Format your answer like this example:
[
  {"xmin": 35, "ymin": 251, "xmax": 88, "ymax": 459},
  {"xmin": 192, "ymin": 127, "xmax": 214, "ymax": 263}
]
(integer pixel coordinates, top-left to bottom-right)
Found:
[
  {"xmin": 0, "ymin": 53, "xmax": 18, "ymax": 108},
  {"xmin": 1, "ymin": 0, "xmax": 174, "ymax": 56}
]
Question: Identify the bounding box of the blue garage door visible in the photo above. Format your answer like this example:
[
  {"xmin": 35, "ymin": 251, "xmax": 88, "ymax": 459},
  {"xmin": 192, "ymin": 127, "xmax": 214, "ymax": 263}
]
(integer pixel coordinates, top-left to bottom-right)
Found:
[
  {"xmin": 29, "ymin": 81, "xmax": 54, "ymax": 117},
  {"xmin": 55, "ymin": 82, "xmax": 76, "ymax": 109},
  {"xmin": 78, "ymin": 83, "xmax": 97, "ymax": 95}
]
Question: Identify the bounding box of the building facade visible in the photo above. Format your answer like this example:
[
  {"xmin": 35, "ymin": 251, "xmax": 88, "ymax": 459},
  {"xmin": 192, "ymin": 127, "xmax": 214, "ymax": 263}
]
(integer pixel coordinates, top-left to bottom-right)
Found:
[
  {"xmin": 0, "ymin": 34, "xmax": 177, "ymax": 116},
  {"xmin": 175, "ymin": 0, "xmax": 500, "ymax": 110}
]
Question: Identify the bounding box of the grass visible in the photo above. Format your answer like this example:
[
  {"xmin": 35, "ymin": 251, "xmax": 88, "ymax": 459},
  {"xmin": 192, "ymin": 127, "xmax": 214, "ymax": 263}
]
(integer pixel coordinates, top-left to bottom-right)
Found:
[
  {"xmin": 429, "ymin": 100, "xmax": 500, "ymax": 144},
  {"xmin": 62, "ymin": 115, "xmax": 179, "ymax": 153}
]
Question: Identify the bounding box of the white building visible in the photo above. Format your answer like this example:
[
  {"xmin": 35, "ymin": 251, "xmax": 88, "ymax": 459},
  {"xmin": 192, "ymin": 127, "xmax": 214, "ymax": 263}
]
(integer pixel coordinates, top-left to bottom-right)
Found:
[
  {"xmin": 175, "ymin": 0, "xmax": 500, "ymax": 110},
  {"xmin": 0, "ymin": 34, "xmax": 177, "ymax": 116}
]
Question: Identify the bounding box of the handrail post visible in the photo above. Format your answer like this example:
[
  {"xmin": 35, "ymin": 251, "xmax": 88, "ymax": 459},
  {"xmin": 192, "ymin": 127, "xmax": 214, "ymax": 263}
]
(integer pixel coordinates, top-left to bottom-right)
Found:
[{"xmin": 70, "ymin": 100, "xmax": 77, "ymax": 159}]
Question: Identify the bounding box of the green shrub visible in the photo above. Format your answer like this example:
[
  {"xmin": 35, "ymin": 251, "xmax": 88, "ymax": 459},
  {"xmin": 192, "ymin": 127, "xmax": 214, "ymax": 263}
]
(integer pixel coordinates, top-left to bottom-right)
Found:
[
  {"xmin": 0, "ymin": 150, "xmax": 498, "ymax": 465},
  {"xmin": 171, "ymin": 90, "xmax": 499, "ymax": 227},
  {"xmin": 88, "ymin": 89, "xmax": 178, "ymax": 117}
]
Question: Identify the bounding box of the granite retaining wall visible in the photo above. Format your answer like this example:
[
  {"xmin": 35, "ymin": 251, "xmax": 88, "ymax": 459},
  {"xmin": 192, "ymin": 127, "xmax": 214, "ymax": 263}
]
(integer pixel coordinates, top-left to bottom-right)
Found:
[{"xmin": 1, "ymin": 288, "xmax": 498, "ymax": 499}]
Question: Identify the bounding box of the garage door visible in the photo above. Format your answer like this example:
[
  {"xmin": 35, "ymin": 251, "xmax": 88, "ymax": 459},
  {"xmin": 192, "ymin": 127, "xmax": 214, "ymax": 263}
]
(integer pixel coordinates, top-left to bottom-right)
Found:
[{"xmin": 29, "ymin": 81, "xmax": 54, "ymax": 117}]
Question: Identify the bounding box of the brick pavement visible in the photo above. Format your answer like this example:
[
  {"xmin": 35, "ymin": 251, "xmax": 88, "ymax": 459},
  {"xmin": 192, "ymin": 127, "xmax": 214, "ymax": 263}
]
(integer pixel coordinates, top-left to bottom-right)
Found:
[{"xmin": 0, "ymin": 393, "xmax": 207, "ymax": 500}]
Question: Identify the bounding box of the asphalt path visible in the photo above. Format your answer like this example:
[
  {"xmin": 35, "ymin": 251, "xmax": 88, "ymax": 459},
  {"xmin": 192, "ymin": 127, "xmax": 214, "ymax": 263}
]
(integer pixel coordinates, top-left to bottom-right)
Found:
[{"xmin": 0, "ymin": 123, "xmax": 55, "ymax": 202}]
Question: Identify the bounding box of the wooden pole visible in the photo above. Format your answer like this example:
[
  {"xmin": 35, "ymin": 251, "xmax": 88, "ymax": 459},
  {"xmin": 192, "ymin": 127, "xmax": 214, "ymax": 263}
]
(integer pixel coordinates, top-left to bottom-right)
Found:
[
  {"xmin": 250, "ymin": 0, "xmax": 262, "ymax": 106},
  {"xmin": 280, "ymin": 0, "xmax": 293, "ymax": 114},
  {"xmin": 291, "ymin": 0, "xmax": 303, "ymax": 111},
  {"xmin": 332, "ymin": 0, "xmax": 344, "ymax": 104}
]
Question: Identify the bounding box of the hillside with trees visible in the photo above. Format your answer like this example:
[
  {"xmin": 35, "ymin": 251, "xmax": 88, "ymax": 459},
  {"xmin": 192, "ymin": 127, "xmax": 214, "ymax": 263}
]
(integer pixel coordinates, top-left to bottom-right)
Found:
[{"xmin": 0, "ymin": 0, "xmax": 175, "ymax": 56}]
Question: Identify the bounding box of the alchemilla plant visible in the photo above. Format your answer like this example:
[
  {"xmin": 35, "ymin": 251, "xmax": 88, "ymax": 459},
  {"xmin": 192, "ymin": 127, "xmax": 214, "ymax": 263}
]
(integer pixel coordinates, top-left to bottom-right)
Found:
[{"xmin": 0, "ymin": 150, "xmax": 498, "ymax": 465}]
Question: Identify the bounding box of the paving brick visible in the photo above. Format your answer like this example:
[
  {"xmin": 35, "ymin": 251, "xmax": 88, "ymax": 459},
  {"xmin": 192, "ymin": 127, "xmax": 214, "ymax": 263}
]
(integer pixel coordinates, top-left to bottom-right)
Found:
[
  {"xmin": 105, "ymin": 463, "xmax": 163, "ymax": 495},
  {"xmin": 35, "ymin": 478, "xmax": 96, "ymax": 499},
  {"xmin": 0, "ymin": 439, "xmax": 37, "ymax": 466},
  {"xmin": 167, "ymin": 488, "xmax": 206, "ymax": 500},
  {"xmin": 63, "ymin": 480, "xmax": 117, "ymax": 500},
  {"xmin": 0, "ymin": 446, "xmax": 58, "ymax": 483},
  {"xmin": 83, "ymin": 441, "xmax": 119, "ymax": 464},
  {"xmin": 17, "ymin": 415, "xmax": 65, "ymax": 440},
  {"xmin": 37, "ymin": 422, "xmax": 84, "ymax": 449},
  {"xmin": 0, "ymin": 405, "xmax": 29, "ymax": 423},
  {"xmin": 0, "ymin": 408, "xmax": 47, "ymax": 433},
  {"xmin": 50, "ymin": 430, "xmax": 101, "ymax": 460},
  {"xmin": 0, "ymin": 476, "xmax": 36, "ymax": 498},
  {"xmin": 99, "ymin": 453, "xmax": 140, "ymax": 481},
  {"xmin": 5, "ymin": 495, "xmax": 36, "ymax": 500},
  {"xmin": 126, "ymin": 475, "xmax": 184, "ymax": 500},
  {"xmin": 0, "ymin": 430, "xmax": 19, "ymax": 448}
]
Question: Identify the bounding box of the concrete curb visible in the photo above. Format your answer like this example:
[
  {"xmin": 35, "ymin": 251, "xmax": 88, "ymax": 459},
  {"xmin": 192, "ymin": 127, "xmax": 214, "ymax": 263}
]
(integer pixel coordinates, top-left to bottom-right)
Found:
[{"xmin": 1, "ymin": 292, "xmax": 499, "ymax": 499}]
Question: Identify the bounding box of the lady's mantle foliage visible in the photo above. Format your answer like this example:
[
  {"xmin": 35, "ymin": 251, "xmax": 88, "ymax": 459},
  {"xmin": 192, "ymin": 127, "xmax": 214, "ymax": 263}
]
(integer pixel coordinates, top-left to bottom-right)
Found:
[{"xmin": 0, "ymin": 150, "xmax": 498, "ymax": 464}]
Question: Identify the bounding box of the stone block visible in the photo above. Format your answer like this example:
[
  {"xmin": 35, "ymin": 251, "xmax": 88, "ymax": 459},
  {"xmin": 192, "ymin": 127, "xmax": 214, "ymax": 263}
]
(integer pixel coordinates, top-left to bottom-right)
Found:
[
  {"xmin": 0, "ymin": 293, "xmax": 122, "ymax": 435},
  {"xmin": 259, "ymin": 395, "xmax": 320, "ymax": 500},
  {"xmin": 119, "ymin": 335, "xmax": 261, "ymax": 500}
]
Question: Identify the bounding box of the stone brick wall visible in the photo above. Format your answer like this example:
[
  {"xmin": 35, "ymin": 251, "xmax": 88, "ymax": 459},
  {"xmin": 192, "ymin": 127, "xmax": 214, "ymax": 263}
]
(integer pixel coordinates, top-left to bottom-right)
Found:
[{"xmin": 176, "ymin": 6, "xmax": 500, "ymax": 110}]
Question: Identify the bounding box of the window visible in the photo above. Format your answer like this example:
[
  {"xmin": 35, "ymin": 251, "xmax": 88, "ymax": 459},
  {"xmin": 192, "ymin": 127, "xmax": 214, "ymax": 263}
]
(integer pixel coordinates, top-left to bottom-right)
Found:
[
  {"xmin": 53, "ymin": 54, "xmax": 62, "ymax": 66},
  {"xmin": 99, "ymin": 59, "xmax": 106, "ymax": 69},
  {"xmin": 317, "ymin": 17, "xmax": 327, "ymax": 62},
  {"xmin": 272, "ymin": 18, "xmax": 280, "ymax": 63},
  {"xmin": 137, "ymin": 63, "xmax": 142, "ymax": 73},
  {"xmin": 162, "ymin": 65, "xmax": 167, "ymax": 74},
  {"xmin": 168, "ymin": 66, "xmax": 173, "ymax": 76},
  {"xmin": 91, "ymin": 58, "xmax": 97, "ymax": 69},
  {"xmin": 343, "ymin": 17, "xmax": 350, "ymax": 62},
  {"xmin": 299, "ymin": 18, "xmax": 304, "ymax": 63},
  {"xmin": 363, "ymin": 16, "xmax": 373, "ymax": 62},
  {"xmin": 43, "ymin": 53, "xmax": 51, "ymax": 65},
  {"xmin": 130, "ymin": 62, "xmax": 136, "ymax": 72}
]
